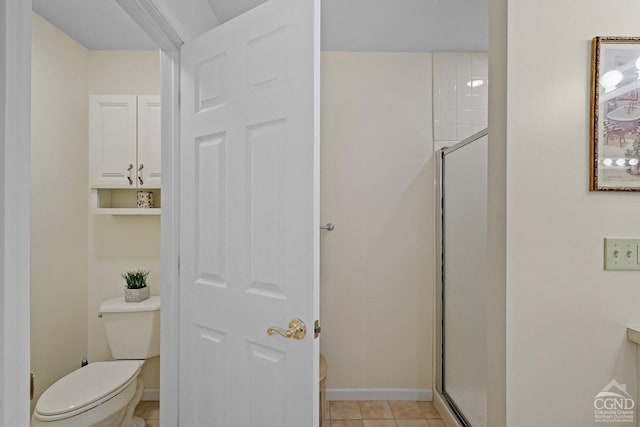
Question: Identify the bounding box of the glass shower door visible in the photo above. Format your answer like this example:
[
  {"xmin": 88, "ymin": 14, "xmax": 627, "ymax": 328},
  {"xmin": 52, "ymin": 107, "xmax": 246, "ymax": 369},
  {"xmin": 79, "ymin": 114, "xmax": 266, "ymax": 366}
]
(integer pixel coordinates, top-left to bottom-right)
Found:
[{"xmin": 438, "ymin": 132, "xmax": 488, "ymax": 427}]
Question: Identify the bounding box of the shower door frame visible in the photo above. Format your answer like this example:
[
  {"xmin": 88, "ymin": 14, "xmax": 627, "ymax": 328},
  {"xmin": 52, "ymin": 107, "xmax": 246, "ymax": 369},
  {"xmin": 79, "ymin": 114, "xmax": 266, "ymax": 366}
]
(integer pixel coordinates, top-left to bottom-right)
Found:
[{"xmin": 435, "ymin": 128, "xmax": 488, "ymax": 427}]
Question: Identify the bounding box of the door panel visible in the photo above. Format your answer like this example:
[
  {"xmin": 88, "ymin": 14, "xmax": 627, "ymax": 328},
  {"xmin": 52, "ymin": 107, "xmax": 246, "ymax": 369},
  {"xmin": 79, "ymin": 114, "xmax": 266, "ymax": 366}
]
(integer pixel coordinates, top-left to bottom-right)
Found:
[
  {"xmin": 89, "ymin": 95, "xmax": 137, "ymax": 188},
  {"xmin": 194, "ymin": 132, "xmax": 226, "ymax": 287},
  {"xmin": 179, "ymin": 1, "xmax": 320, "ymax": 426},
  {"xmin": 247, "ymin": 119, "xmax": 287, "ymax": 299},
  {"xmin": 137, "ymin": 95, "xmax": 161, "ymax": 188}
]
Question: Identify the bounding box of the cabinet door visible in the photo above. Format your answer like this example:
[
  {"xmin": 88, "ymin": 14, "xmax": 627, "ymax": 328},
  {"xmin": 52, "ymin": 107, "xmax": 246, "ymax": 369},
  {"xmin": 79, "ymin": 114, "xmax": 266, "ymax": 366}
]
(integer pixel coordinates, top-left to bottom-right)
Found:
[
  {"xmin": 89, "ymin": 95, "xmax": 137, "ymax": 188},
  {"xmin": 137, "ymin": 95, "xmax": 161, "ymax": 189}
]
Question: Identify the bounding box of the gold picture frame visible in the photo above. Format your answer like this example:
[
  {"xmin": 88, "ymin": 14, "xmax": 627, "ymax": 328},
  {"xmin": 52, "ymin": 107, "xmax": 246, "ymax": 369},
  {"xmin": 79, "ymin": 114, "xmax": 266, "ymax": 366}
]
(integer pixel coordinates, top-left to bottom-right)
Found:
[{"xmin": 590, "ymin": 36, "xmax": 640, "ymax": 191}]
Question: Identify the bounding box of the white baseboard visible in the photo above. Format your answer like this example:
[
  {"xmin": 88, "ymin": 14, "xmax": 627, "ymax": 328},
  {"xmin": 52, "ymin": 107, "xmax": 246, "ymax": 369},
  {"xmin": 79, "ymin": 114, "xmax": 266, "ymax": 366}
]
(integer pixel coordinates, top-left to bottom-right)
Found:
[
  {"xmin": 141, "ymin": 388, "xmax": 160, "ymax": 401},
  {"xmin": 326, "ymin": 388, "xmax": 433, "ymax": 401}
]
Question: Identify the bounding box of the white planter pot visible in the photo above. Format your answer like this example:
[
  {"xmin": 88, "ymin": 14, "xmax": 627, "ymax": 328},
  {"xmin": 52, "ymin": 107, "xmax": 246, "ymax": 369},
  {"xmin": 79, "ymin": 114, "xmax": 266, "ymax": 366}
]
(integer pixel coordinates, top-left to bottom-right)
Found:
[{"xmin": 125, "ymin": 286, "xmax": 150, "ymax": 302}]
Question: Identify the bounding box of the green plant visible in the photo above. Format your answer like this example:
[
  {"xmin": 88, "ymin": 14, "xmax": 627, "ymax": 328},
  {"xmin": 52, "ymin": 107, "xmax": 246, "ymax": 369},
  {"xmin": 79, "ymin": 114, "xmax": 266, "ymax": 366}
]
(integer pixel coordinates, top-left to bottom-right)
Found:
[{"xmin": 121, "ymin": 269, "xmax": 150, "ymax": 289}]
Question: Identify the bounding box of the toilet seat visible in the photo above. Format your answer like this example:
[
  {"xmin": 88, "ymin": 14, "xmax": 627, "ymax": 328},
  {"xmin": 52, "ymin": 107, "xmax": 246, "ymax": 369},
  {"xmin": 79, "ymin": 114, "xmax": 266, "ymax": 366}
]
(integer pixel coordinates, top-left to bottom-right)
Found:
[{"xmin": 33, "ymin": 360, "xmax": 143, "ymax": 422}]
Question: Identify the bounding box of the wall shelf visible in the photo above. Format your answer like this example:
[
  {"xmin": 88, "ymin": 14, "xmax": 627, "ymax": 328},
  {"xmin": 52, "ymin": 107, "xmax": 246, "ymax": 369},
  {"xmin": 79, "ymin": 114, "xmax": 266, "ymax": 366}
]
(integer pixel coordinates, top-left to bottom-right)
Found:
[
  {"xmin": 91, "ymin": 188, "xmax": 161, "ymax": 215},
  {"xmin": 94, "ymin": 208, "xmax": 161, "ymax": 216}
]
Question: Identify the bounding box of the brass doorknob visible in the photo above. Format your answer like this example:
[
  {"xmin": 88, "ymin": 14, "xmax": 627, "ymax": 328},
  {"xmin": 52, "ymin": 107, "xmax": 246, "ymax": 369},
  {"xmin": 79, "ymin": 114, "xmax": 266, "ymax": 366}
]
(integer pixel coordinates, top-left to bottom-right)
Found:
[{"xmin": 267, "ymin": 318, "xmax": 307, "ymax": 340}]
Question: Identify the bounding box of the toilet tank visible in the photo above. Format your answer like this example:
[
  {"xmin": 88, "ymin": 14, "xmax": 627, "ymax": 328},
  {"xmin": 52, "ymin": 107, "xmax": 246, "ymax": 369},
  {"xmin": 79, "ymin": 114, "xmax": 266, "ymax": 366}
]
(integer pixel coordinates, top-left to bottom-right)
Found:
[{"xmin": 99, "ymin": 296, "xmax": 160, "ymax": 360}]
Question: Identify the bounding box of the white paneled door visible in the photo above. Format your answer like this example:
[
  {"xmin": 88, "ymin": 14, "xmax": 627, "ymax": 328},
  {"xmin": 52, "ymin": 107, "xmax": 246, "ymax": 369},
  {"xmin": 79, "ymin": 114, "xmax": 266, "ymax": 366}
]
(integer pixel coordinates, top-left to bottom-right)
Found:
[{"xmin": 179, "ymin": 0, "xmax": 320, "ymax": 426}]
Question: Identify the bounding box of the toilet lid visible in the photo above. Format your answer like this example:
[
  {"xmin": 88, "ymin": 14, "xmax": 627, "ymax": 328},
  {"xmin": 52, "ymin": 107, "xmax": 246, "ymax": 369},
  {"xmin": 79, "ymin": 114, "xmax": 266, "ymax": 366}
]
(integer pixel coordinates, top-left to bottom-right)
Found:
[
  {"xmin": 35, "ymin": 360, "xmax": 143, "ymax": 418},
  {"xmin": 99, "ymin": 295, "xmax": 160, "ymax": 313}
]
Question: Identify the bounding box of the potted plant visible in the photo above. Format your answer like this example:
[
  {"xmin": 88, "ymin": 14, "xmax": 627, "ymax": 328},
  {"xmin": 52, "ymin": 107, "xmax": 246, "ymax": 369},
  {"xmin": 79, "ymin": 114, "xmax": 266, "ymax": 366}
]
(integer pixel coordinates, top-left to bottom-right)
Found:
[{"xmin": 122, "ymin": 269, "xmax": 150, "ymax": 302}]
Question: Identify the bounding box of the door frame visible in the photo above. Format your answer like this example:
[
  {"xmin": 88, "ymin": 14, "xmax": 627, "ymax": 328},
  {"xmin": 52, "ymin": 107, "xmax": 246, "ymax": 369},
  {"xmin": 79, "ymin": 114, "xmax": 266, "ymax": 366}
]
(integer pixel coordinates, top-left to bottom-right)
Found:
[
  {"xmin": 0, "ymin": 0, "xmax": 184, "ymax": 425},
  {"xmin": 0, "ymin": 1, "xmax": 32, "ymax": 425}
]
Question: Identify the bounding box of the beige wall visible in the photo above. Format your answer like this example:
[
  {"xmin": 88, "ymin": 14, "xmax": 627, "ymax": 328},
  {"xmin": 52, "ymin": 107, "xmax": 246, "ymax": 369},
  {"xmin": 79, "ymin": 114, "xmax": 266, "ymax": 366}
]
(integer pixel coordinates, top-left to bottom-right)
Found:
[
  {"xmin": 320, "ymin": 52, "xmax": 433, "ymax": 392},
  {"xmin": 503, "ymin": 0, "xmax": 640, "ymax": 425},
  {"xmin": 31, "ymin": 13, "xmax": 89, "ymax": 409},
  {"xmin": 87, "ymin": 51, "xmax": 160, "ymax": 95},
  {"xmin": 87, "ymin": 50, "xmax": 161, "ymax": 390}
]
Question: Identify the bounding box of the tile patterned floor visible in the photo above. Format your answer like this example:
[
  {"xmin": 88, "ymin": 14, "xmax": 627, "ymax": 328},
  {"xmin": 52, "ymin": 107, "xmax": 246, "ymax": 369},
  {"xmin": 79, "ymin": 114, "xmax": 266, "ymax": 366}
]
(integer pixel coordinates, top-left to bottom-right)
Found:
[
  {"xmin": 134, "ymin": 400, "xmax": 159, "ymax": 427},
  {"xmin": 324, "ymin": 401, "xmax": 444, "ymax": 427},
  {"xmin": 134, "ymin": 399, "xmax": 443, "ymax": 427}
]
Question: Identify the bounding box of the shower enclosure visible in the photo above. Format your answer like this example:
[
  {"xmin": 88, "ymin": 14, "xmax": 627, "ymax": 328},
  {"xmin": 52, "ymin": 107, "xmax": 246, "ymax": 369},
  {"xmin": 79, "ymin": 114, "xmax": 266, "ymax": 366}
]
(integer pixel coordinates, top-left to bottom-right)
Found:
[{"xmin": 435, "ymin": 129, "xmax": 488, "ymax": 427}]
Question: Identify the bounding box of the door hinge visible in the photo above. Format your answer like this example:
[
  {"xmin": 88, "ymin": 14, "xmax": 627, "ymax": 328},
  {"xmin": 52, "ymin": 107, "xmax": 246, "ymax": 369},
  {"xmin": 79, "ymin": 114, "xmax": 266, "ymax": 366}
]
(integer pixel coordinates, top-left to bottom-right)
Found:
[
  {"xmin": 314, "ymin": 320, "xmax": 321, "ymax": 339},
  {"xmin": 30, "ymin": 372, "xmax": 35, "ymax": 400},
  {"xmin": 177, "ymin": 255, "xmax": 180, "ymax": 274}
]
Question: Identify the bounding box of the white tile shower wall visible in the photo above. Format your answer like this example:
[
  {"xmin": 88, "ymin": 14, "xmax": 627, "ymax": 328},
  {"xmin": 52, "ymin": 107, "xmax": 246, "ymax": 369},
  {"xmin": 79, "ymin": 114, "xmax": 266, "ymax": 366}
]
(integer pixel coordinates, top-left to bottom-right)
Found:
[{"xmin": 433, "ymin": 52, "xmax": 488, "ymax": 151}]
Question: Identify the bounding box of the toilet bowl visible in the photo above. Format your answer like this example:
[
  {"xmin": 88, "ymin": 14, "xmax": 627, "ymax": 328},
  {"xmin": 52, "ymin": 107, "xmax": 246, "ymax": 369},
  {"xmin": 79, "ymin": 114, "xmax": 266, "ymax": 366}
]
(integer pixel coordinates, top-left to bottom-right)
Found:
[
  {"xmin": 31, "ymin": 361, "xmax": 144, "ymax": 427},
  {"xmin": 32, "ymin": 296, "xmax": 160, "ymax": 427}
]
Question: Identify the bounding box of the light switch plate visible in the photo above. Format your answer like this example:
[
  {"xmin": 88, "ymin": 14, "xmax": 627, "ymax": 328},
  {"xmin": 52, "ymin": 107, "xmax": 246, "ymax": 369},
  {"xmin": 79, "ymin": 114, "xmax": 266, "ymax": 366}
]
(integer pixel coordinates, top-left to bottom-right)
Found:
[{"xmin": 604, "ymin": 238, "xmax": 640, "ymax": 270}]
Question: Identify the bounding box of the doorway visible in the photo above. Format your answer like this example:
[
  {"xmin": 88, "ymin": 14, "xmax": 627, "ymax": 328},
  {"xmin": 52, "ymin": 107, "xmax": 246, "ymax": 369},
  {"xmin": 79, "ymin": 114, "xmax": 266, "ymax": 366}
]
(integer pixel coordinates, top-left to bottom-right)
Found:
[
  {"xmin": 19, "ymin": 1, "xmax": 182, "ymax": 425},
  {"xmin": 29, "ymin": 5, "xmax": 164, "ymax": 421},
  {"xmin": 2, "ymin": 1, "xmax": 493, "ymax": 426}
]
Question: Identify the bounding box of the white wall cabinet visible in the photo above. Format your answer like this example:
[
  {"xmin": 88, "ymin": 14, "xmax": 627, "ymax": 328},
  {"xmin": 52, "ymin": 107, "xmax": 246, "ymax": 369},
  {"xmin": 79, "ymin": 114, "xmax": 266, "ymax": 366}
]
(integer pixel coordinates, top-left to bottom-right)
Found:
[
  {"xmin": 89, "ymin": 95, "xmax": 161, "ymax": 189},
  {"xmin": 89, "ymin": 95, "xmax": 161, "ymax": 215}
]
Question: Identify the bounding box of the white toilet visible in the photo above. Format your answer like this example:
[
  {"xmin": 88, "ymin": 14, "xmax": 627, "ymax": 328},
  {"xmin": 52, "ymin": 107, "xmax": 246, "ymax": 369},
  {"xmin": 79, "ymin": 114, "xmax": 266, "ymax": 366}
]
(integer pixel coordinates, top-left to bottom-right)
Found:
[{"xmin": 32, "ymin": 296, "xmax": 160, "ymax": 427}]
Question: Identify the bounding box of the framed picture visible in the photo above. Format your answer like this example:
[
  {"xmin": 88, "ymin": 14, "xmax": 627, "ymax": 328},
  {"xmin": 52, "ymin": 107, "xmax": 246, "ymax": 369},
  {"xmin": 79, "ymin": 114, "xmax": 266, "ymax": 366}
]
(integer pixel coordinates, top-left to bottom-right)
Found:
[{"xmin": 590, "ymin": 37, "xmax": 640, "ymax": 191}]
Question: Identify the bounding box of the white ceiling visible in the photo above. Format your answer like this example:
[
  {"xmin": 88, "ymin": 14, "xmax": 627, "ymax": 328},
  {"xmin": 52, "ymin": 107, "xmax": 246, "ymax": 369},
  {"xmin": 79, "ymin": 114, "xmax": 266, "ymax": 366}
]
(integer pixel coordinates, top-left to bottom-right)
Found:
[
  {"xmin": 32, "ymin": 0, "xmax": 157, "ymax": 50},
  {"xmin": 323, "ymin": 0, "xmax": 488, "ymax": 52},
  {"xmin": 32, "ymin": 0, "xmax": 487, "ymax": 52}
]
